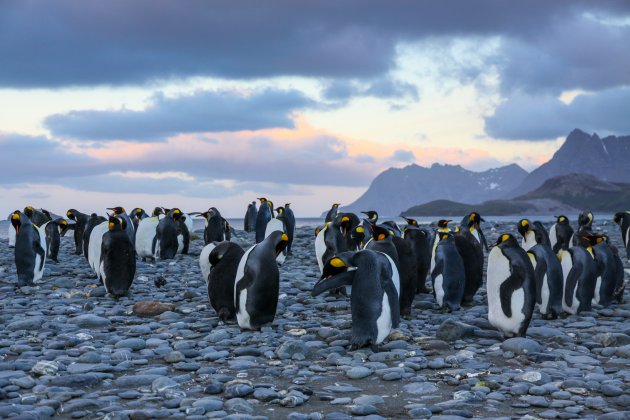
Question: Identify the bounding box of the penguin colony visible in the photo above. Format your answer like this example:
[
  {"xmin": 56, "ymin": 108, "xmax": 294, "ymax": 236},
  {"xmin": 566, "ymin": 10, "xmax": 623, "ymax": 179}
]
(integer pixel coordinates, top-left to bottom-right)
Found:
[{"xmin": 5, "ymin": 202, "xmax": 630, "ymax": 347}]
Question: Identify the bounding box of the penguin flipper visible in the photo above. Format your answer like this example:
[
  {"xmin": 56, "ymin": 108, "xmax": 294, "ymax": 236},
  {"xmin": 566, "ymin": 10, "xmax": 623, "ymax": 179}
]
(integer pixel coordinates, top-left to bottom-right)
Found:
[
  {"xmin": 312, "ymin": 271, "xmax": 355, "ymax": 297},
  {"xmin": 479, "ymin": 228, "xmax": 489, "ymax": 252},
  {"xmin": 383, "ymin": 279, "xmax": 401, "ymax": 328},
  {"xmin": 531, "ymin": 254, "xmax": 547, "ymax": 305},
  {"xmin": 564, "ymin": 263, "xmax": 581, "ymax": 309},
  {"xmin": 499, "ymin": 267, "xmax": 525, "ymax": 318}
]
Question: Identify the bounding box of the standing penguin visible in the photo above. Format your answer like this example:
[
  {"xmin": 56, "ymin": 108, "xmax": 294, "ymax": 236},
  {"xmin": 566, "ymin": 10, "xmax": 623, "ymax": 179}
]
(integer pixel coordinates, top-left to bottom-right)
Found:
[
  {"xmin": 312, "ymin": 250, "xmax": 400, "ymax": 348},
  {"xmin": 590, "ymin": 235, "xmax": 619, "ymax": 307},
  {"xmin": 198, "ymin": 207, "xmax": 229, "ymax": 244},
  {"xmin": 255, "ymin": 197, "xmax": 272, "ymax": 243},
  {"xmin": 66, "ymin": 209, "xmax": 89, "ymax": 256},
  {"xmin": 403, "ymin": 224, "xmax": 432, "ymax": 294},
  {"xmin": 366, "ymin": 224, "xmax": 415, "ymax": 318},
  {"xmin": 282, "ymin": 204, "xmax": 296, "ymax": 255},
  {"xmin": 550, "ymin": 215, "xmax": 574, "ymax": 254},
  {"xmin": 83, "ymin": 213, "xmax": 107, "ymax": 259},
  {"xmin": 430, "ymin": 219, "xmax": 452, "ymax": 274},
  {"xmin": 136, "ymin": 208, "xmax": 164, "ymax": 261},
  {"xmin": 11, "ymin": 211, "xmax": 47, "ymax": 286},
  {"xmin": 560, "ymin": 235, "xmax": 598, "ymax": 315},
  {"xmin": 24, "ymin": 207, "xmax": 60, "ymax": 263},
  {"xmin": 453, "ymin": 228, "xmax": 484, "ymax": 305},
  {"xmin": 99, "ymin": 216, "xmax": 136, "ymax": 297},
  {"xmin": 244, "ymin": 201, "xmax": 258, "ymax": 233},
  {"xmin": 234, "ymin": 230, "xmax": 289, "ymax": 330},
  {"xmin": 7, "ymin": 213, "xmax": 16, "ymax": 248},
  {"xmin": 613, "ymin": 212, "xmax": 630, "ymax": 259},
  {"xmin": 154, "ymin": 208, "xmax": 189, "ymax": 260},
  {"xmin": 608, "ymin": 240, "xmax": 625, "ymax": 303},
  {"xmin": 107, "ymin": 207, "xmax": 135, "ymax": 247},
  {"xmin": 527, "ymin": 242, "xmax": 564, "ymax": 319},
  {"xmin": 460, "ymin": 212, "xmax": 488, "ymax": 252},
  {"xmin": 487, "ymin": 234, "xmax": 536, "ymax": 337},
  {"xmin": 325, "ymin": 203, "xmax": 340, "ymax": 223},
  {"xmin": 202, "ymin": 241, "xmax": 245, "ymax": 322},
  {"xmin": 431, "ymin": 232, "xmax": 466, "ymax": 311}
]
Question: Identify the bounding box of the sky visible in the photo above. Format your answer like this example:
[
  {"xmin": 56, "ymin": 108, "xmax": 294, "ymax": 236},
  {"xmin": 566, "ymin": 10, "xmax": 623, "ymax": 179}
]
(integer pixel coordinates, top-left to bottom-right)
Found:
[{"xmin": 1, "ymin": 1, "xmax": 629, "ymax": 217}]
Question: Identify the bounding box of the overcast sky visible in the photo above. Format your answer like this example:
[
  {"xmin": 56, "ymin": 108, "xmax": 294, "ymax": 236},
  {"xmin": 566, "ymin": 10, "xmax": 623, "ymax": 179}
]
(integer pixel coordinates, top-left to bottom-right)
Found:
[{"xmin": 1, "ymin": 1, "xmax": 629, "ymax": 217}]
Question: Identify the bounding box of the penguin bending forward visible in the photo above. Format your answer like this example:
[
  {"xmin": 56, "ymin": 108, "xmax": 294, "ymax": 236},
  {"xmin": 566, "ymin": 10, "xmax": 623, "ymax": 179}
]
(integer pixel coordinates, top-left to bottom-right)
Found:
[
  {"xmin": 487, "ymin": 234, "xmax": 536, "ymax": 338},
  {"xmin": 204, "ymin": 241, "xmax": 245, "ymax": 322},
  {"xmin": 11, "ymin": 211, "xmax": 47, "ymax": 286},
  {"xmin": 99, "ymin": 216, "xmax": 136, "ymax": 297},
  {"xmin": 312, "ymin": 249, "xmax": 400, "ymax": 348},
  {"xmin": 234, "ymin": 231, "xmax": 289, "ymax": 330}
]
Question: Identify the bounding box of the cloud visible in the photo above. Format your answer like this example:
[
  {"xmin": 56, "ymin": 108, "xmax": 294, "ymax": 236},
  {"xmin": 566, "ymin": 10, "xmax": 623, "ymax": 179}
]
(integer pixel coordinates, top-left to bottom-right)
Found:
[
  {"xmin": 390, "ymin": 149, "xmax": 415, "ymax": 162},
  {"xmin": 44, "ymin": 89, "xmax": 316, "ymax": 141},
  {"xmin": 1, "ymin": 0, "xmax": 628, "ymax": 96},
  {"xmin": 484, "ymin": 87, "xmax": 630, "ymax": 140},
  {"xmin": 322, "ymin": 77, "xmax": 419, "ymax": 103}
]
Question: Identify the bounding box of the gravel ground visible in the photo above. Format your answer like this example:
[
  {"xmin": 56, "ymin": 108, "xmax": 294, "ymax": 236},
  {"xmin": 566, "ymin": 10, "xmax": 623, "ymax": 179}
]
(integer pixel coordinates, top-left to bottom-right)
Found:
[{"xmin": 0, "ymin": 219, "xmax": 629, "ymax": 420}]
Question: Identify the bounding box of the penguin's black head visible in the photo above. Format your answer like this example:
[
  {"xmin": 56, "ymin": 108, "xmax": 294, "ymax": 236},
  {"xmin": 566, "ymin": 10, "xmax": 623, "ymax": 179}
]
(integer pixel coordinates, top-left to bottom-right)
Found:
[
  {"xmin": 57, "ymin": 218, "xmax": 70, "ymax": 236},
  {"xmin": 285, "ymin": 203, "xmax": 291, "ymax": 208},
  {"xmin": 613, "ymin": 212, "xmax": 626, "ymax": 226},
  {"xmin": 361, "ymin": 210, "xmax": 378, "ymax": 221},
  {"xmin": 152, "ymin": 207, "xmax": 164, "ymax": 217},
  {"xmin": 466, "ymin": 212, "xmax": 485, "ymax": 229},
  {"xmin": 578, "ymin": 210, "xmax": 593, "ymax": 227},
  {"xmin": 107, "ymin": 207, "xmax": 125, "ymax": 215},
  {"xmin": 333, "ymin": 203, "xmax": 340, "ymax": 208},
  {"xmin": 273, "ymin": 232, "xmax": 289, "ymax": 257},
  {"xmin": 66, "ymin": 209, "xmax": 77, "ymax": 220},
  {"xmin": 402, "ymin": 216, "xmax": 418, "ymax": 226},
  {"xmin": 371, "ymin": 225, "xmax": 394, "ymax": 241},
  {"xmin": 321, "ymin": 255, "xmax": 353, "ymax": 279},
  {"xmin": 10, "ymin": 211, "xmax": 22, "ymax": 234},
  {"xmin": 494, "ymin": 233, "xmax": 518, "ymax": 248},
  {"xmin": 258, "ymin": 197, "xmax": 267, "ymax": 203},
  {"xmin": 437, "ymin": 219, "xmax": 451, "ymax": 229},
  {"xmin": 438, "ymin": 231, "xmax": 453, "ymax": 241},
  {"xmin": 135, "ymin": 208, "xmax": 145, "ymax": 217},
  {"xmin": 351, "ymin": 225, "xmax": 365, "ymax": 245},
  {"xmin": 23, "ymin": 206, "xmax": 34, "ymax": 219},
  {"xmin": 555, "ymin": 215, "xmax": 568, "ymax": 224},
  {"xmin": 335, "ymin": 213, "xmax": 357, "ymax": 237},
  {"xmin": 171, "ymin": 208, "xmax": 183, "ymax": 221},
  {"xmin": 276, "ymin": 207, "xmax": 284, "ymax": 215},
  {"xmin": 108, "ymin": 216, "xmax": 126, "ymax": 231},
  {"xmin": 517, "ymin": 219, "xmax": 531, "ymax": 237},
  {"xmin": 577, "ymin": 233, "xmax": 601, "ymax": 248},
  {"xmin": 314, "ymin": 224, "xmax": 326, "ymax": 237}
]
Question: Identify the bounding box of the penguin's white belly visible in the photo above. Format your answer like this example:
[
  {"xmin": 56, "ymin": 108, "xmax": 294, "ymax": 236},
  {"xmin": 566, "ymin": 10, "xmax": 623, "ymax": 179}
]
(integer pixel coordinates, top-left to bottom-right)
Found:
[
  {"xmin": 375, "ymin": 293, "xmax": 392, "ymax": 344},
  {"xmin": 234, "ymin": 245, "xmax": 256, "ymax": 328},
  {"xmin": 99, "ymin": 260, "xmax": 107, "ymax": 290},
  {"xmin": 88, "ymin": 222, "xmax": 108, "ymax": 277},
  {"xmin": 430, "ymin": 238, "xmax": 439, "ymax": 275},
  {"xmin": 560, "ymin": 250, "xmax": 578, "ymax": 314},
  {"xmin": 549, "ymin": 224, "xmax": 558, "ymax": 249},
  {"xmin": 8, "ymin": 224, "xmax": 16, "ymax": 248},
  {"xmin": 177, "ymin": 234, "xmax": 184, "ymax": 254},
  {"xmin": 199, "ymin": 243, "xmax": 216, "ymax": 284},
  {"xmin": 471, "ymin": 229, "xmax": 480, "ymax": 244},
  {"xmin": 487, "ymin": 247, "xmax": 525, "ymax": 336},
  {"xmin": 540, "ymin": 274, "xmax": 550, "ymax": 314},
  {"xmin": 265, "ymin": 218, "xmax": 284, "ymax": 238},
  {"xmin": 521, "ymin": 231, "xmax": 536, "ymax": 251},
  {"xmin": 434, "ymin": 274, "xmax": 444, "ymax": 306},
  {"xmin": 625, "ymin": 226, "xmax": 630, "ymax": 249},
  {"xmin": 183, "ymin": 213, "xmax": 194, "ymax": 234},
  {"xmin": 33, "ymin": 223, "xmax": 48, "ymax": 282},
  {"xmin": 236, "ymin": 289, "xmax": 251, "ymax": 330},
  {"xmin": 314, "ymin": 228, "xmax": 326, "ymax": 275},
  {"xmin": 592, "ymin": 276, "xmax": 602, "ymax": 304},
  {"xmin": 33, "ymin": 253, "xmax": 44, "ymax": 284},
  {"xmin": 136, "ymin": 217, "xmax": 159, "ymax": 258},
  {"xmin": 153, "ymin": 239, "xmax": 161, "ymax": 259},
  {"xmin": 380, "ymin": 253, "xmax": 400, "ymax": 297}
]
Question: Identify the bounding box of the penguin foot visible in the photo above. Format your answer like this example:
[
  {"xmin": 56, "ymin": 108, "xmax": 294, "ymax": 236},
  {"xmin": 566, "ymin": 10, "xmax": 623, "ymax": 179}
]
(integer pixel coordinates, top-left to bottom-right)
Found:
[{"xmin": 415, "ymin": 286, "xmax": 431, "ymax": 294}]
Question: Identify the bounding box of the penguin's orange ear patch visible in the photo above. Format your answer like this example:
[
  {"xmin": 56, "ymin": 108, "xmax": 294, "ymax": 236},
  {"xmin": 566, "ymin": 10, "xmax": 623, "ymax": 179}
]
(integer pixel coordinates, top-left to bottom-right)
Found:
[
  {"xmin": 520, "ymin": 220, "xmax": 528, "ymax": 227},
  {"xmin": 330, "ymin": 258, "xmax": 346, "ymax": 268},
  {"xmin": 501, "ymin": 234, "xmax": 510, "ymax": 242},
  {"xmin": 377, "ymin": 233, "xmax": 386, "ymax": 241}
]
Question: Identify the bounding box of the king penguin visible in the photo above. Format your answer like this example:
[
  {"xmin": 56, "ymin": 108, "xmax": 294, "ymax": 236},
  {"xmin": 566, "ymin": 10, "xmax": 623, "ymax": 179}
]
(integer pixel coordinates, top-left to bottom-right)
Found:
[
  {"xmin": 430, "ymin": 219, "xmax": 452, "ymax": 274},
  {"xmin": 403, "ymin": 220, "xmax": 432, "ymax": 294},
  {"xmin": 11, "ymin": 211, "xmax": 47, "ymax": 286},
  {"xmin": 154, "ymin": 208, "xmax": 189, "ymax": 260},
  {"xmin": 460, "ymin": 212, "xmax": 488, "ymax": 252},
  {"xmin": 7, "ymin": 213, "xmax": 16, "ymax": 248},
  {"xmin": 282, "ymin": 204, "xmax": 296, "ymax": 255},
  {"xmin": 204, "ymin": 241, "xmax": 245, "ymax": 322},
  {"xmin": 99, "ymin": 216, "xmax": 136, "ymax": 297},
  {"xmin": 255, "ymin": 197, "xmax": 272, "ymax": 243},
  {"xmin": 613, "ymin": 212, "xmax": 630, "ymax": 259},
  {"xmin": 234, "ymin": 230, "xmax": 289, "ymax": 330},
  {"xmin": 527, "ymin": 240, "xmax": 564, "ymax": 319},
  {"xmin": 107, "ymin": 207, "xmax": 135, "ymax": 248},
  {"xmin": 130, "ymin": 208, "xmax": 148, "ymax": 232},
  {"xmin": 244, "ymin": 201, "xmax": 258, "ymax": 233},
  {"xmin": 83, "ymin": 213, "xmax": 107, "ymax": 260},
  {"xmin": 136, "ymin": 208, "xmax": 164, "ymax": 261},
  {"xmin": 24, "ymin": 207, "xmax": 59, "ymax": 263},
  {"xmin": 560, "ymin": 234, "xmax": 598, "ymax": 314},
  {"xmin": 571, "ymin": 210, "xmax": 594, "ymax": 246},
  {"xmin": 590, "ymin": 234, "xmax": 620, "ymax": 307},
  {"xmin": 312, "ymin": 250, "xmax": 400, "ymax": 348},
  {"xmin": 431, "ymin": 232, "xmax": 466, "ymax": 311},
  {"xmin": 550, "ymin": 215, "xmax": 574, "ymax": 254},
  {"xmin": 198, "ymin": 207, "xmax": 230, "ymax": 244},
  {"xmin": 66, "ymin": 209, "xmax": 89, "ymax": 256},
  {"xmin": 487, "ymin": 234, "xmax": 536, "ymax": 337},
  {"xmin": 453, "ymin": 227, "xmax": 484, "ymax": 305}
]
